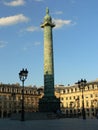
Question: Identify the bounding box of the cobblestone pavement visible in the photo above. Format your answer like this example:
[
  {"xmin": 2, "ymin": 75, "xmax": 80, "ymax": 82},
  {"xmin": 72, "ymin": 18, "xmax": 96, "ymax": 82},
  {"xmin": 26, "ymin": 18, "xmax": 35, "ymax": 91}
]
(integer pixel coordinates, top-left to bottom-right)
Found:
[{"xmin": 0, "ymin": 118, "xmax": 98, "ymax": 130}]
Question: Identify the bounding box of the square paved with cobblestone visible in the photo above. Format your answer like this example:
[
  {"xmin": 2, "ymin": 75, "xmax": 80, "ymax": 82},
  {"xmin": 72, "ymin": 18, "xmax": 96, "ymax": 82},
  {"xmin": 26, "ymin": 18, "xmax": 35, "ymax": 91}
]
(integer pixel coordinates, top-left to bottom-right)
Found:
[{"xmin": 0, "ymin": 118, "xmax": 98, "ymax": 130}]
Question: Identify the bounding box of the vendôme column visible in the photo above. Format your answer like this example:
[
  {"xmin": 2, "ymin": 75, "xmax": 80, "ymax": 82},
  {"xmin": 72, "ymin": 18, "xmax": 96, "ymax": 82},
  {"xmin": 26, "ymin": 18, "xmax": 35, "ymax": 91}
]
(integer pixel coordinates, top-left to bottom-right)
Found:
[{"xmin": 39, "ymin": 8, "xmax": 60, "ymax": 112}]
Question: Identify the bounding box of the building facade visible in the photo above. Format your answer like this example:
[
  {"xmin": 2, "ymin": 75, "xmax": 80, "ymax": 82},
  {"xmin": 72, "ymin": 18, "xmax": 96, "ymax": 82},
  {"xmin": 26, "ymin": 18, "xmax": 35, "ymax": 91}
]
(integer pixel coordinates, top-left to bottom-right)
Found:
[
  {"xmin": 56, "ymin": 80, "xmax": 98, "ymax": 118},
  {"xmin": 0, "ymin": 79, "xmax": 98, "ymax": 118},
  {"xmin": 0, "ymin": 83, "xmax": 42, "ymax": 118}
]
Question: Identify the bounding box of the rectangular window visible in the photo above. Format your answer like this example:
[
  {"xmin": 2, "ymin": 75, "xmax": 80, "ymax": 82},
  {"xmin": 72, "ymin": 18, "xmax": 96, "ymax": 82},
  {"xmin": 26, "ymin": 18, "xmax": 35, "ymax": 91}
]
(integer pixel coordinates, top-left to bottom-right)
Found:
[
  {"xmin": 60, "ymin": 97, "xmax": 63, "ymax": 100},
  {"xmin": 86, "ymin": 101, "xmax": 89, "ymax": 107},
  {"xmin": 90, "ymin": 94, "xmax": 93, "ymax": 98},
  {"xmin": 73, "ymin": 96, "xmax": 75, "ymax": 99}
]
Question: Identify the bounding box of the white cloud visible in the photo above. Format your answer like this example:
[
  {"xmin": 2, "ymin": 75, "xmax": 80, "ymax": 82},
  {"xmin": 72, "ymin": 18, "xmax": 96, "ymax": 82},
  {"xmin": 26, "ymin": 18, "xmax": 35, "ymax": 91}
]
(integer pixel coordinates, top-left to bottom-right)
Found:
[
  {"xmin": 23, "ymin": 46, "xmax": 28, "ymax": 51},
  {"xmin": 52, "ymin": 11, "xmax": 63, "ymax": 15},
  {"xmin": 23, "ymin": 41, "xmax": 41, "ymax": 51},
  {"xmin": 4, "ymin": 0, "xmax": 25, "ymax": 6},
  {"xmin": 26, "ymin": 26, "xmax": 40, "ymax": 32},
  {"xmin": 53, "ymin": 19, "xmax": 72, "ymax": 29},
  {"xmin": 34, "ymin": 42, "xmax": 41, "ymax": 46},
  {"xmin": 0, "ymin": 41, "xmax": 7, "ymax": 48},
  {"xmin": 0, "ymin": 14, "xmax": 29, "ymax": 26}
]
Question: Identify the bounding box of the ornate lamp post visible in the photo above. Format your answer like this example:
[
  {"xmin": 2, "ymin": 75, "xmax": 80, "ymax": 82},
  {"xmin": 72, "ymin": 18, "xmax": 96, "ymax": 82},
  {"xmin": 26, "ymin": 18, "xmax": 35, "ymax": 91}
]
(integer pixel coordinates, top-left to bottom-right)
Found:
[
  {"xmin": 19, "ymin": 68, "xmax": 28, "ymax": 121},
  {"xmin": 77, "ymin": 79, "xmax": 87, "ymax": 120}
]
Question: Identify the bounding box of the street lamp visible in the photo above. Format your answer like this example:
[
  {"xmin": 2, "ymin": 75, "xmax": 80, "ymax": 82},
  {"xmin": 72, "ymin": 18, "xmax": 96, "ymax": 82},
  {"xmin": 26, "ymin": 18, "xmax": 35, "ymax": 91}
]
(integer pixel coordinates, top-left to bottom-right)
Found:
[
  {"xmin": 19, "ymin": 68, "xmax": 28, "ymax": 121},
  {"xmin": 77, "ymin": 79, "xmax": 87, "ymax": 120}
]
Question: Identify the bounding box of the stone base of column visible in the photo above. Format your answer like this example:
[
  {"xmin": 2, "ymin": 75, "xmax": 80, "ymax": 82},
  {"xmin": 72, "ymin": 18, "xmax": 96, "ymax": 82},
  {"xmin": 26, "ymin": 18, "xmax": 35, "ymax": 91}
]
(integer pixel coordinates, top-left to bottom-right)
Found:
[{"xmin": 39, "ymin": 96, "xmax": 60, "ymax": 112}]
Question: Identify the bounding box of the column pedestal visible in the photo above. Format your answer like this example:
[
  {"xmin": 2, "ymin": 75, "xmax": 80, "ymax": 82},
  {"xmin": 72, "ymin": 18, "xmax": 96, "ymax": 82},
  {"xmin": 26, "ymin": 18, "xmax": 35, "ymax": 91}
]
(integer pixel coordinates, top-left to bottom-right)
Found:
[{"xmin": 39, "ymin": 96, "xmax": 60, "ymax": 112}]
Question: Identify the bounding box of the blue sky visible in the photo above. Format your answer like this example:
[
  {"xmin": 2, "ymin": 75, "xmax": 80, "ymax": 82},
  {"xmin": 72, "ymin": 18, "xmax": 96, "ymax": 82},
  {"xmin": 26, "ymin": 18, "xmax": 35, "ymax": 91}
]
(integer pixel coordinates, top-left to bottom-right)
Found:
[{"xmin": 0, "ymin": 0, "xmax": 98, "ymax": 87}]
